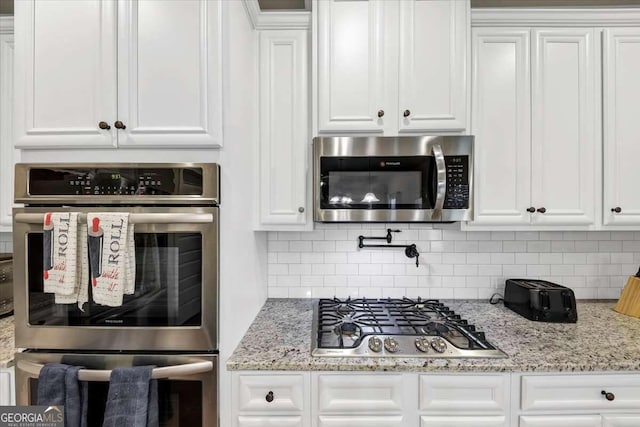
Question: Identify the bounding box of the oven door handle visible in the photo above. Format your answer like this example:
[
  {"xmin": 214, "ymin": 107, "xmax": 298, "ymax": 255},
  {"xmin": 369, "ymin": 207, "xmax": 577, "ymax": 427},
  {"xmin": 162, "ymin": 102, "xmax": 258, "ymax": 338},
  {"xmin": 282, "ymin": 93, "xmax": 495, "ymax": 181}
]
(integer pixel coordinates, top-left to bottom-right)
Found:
[
  {"xmin": 13, "ymin": 212, "xmax": 214, "ymax": 225},
  {"xmin": 18, "ymin": 360, "xmax": 213, "ymax": 382},
  {"xmin": 432, "ymin": 143, "xmax": 446, "ymax": 220}
]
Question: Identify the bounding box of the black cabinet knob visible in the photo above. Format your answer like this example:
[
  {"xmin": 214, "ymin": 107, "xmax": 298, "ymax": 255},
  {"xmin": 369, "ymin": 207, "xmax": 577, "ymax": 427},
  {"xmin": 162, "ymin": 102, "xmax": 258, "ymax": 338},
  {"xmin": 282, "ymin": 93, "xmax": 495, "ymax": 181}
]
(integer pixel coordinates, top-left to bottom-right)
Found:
[
  {"xmin": 403, "ymin": 109, "xmax": 411, "ymax": 118},
  {"xmin": 114, "ymin": 120, "xmax": 126, "ymax": 130},
  {"xmin": 526, "ymin": 207, "xmax": 536, "ymax": 213},
  {"xmin": 537, "ymin": 207, "xmax": 547, "ymax": 214},
  {"xmin": 611, "ymin": 207, "xmax": 622, "ymax": 213},
  {"xmin": 601, "ymin": 390, "xmax": 615, "ymax": 401},
  {"xmin": 377, "ymin": 110, "xmax": 385, "ymax": 118},
  {"xmin": 98, "ymin": 121, "xmax": 111, "ymax": 130},
  {"xmin": 265, "ymin": 391, "xmax": 274, "ymax": 403}
]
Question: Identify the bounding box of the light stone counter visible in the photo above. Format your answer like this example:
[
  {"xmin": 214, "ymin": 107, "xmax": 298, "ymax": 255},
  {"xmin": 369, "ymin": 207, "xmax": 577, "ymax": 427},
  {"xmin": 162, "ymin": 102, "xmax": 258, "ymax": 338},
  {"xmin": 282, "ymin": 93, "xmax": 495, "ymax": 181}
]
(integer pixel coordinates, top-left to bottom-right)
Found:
[
  {"xmin": 227, "ymin": 299, "xmax": 640, "ymax": 372},
  {"xmin": 0, "ymin": 315, "xmax": 14, "ymax": 368}
]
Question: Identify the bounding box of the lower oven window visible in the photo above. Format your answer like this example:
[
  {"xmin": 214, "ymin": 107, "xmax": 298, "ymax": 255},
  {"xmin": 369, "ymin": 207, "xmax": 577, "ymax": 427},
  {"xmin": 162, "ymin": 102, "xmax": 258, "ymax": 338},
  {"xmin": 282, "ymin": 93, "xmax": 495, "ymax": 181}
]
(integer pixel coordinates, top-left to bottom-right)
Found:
[
  {"xmin": 29, "ymin": 378, "xmax": 203, "ymax": 427},
  {"xmin": 27, "ymin": 233, "xmax": 203, "ymax": 327}
]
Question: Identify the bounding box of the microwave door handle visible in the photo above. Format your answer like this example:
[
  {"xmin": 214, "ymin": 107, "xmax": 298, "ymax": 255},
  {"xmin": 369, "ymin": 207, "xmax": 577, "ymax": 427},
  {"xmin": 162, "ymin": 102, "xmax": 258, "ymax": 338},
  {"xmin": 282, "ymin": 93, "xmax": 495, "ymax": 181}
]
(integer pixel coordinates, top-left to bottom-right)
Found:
[
  {"xmin": 17, "ymin": 360, "xmax": 213, "ymax": 382},
  {"xmin": 14, "ymin": 212, "xmax": 214, "ymax": 225},
  {"xmin": 432, "ymin": 143, "xmax": 447, "ymax": 221}
]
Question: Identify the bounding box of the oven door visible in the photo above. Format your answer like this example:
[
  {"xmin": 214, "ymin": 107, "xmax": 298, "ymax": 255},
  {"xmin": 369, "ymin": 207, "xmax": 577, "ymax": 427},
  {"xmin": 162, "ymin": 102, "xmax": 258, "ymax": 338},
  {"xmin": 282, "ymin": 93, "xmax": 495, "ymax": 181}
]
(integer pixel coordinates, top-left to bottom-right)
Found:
[
  {"xmin": 12, "ymin": 206, "xmax": 218, "ymax": 351},
  {"xmin": 15, "ymin": 352, "xmax": 217, "ymax": 427}
]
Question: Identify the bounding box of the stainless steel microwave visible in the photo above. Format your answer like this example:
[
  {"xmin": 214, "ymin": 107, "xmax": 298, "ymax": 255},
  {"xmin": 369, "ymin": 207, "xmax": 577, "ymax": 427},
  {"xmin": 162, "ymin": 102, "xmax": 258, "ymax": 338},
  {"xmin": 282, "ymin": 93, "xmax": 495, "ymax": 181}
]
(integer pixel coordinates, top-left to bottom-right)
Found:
[{"xmin": 313, "ymin": 136, "xmax": 474, "ymax": 222}]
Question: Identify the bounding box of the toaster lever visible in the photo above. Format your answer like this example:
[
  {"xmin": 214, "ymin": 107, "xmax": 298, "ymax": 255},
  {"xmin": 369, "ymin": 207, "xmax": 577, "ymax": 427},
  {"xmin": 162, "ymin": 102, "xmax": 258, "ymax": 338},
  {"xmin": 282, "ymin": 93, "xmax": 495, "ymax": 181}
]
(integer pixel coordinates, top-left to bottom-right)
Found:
[
  {"xmin": 539, "ymin": 291, "xmax": 550, "ymax": 310},
  {"xmin": 561, "ymin": 291, "xmax": 573, "ymax": 311}
]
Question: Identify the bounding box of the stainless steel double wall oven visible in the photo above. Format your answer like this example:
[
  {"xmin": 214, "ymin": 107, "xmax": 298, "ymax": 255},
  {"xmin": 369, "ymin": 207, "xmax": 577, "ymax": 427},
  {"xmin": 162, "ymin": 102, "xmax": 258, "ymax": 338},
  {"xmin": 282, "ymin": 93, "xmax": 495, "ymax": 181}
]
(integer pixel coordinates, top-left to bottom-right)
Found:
[{"xmin": 12, "ymin": 163, "xmax": 220, "ymax": 427}]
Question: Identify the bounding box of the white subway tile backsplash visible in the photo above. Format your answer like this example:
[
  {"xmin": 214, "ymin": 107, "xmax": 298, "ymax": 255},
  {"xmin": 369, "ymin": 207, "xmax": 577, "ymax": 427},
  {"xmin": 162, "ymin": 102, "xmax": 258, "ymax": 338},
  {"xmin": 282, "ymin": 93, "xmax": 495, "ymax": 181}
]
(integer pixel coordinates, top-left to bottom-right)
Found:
[{"xmin": 266, "ymin": 227, "xmax": 640, "ymax": 299}]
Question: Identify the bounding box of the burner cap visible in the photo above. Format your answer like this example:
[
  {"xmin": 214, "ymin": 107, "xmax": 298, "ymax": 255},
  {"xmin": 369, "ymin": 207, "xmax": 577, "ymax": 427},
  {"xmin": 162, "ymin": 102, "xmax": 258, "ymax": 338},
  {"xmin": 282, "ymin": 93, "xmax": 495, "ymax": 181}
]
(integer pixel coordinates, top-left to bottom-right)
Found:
[
  {"xmin": 421, "ymin": 322, "xmax": 449, "ymax": 334},
  {"xmin": 336, "ymin": 304, "xmax": 354, "ymax": 316},
  {"xmin": 335, "ymin": 321, "xmax": 360, "ymax": 337}
]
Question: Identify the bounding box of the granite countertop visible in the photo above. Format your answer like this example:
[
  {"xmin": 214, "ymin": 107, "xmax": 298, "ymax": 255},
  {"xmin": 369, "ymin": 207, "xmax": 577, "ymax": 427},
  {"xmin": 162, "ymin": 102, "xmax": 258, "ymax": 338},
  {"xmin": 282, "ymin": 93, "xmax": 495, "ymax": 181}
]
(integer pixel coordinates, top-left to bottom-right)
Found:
[
  {"xmin": 0, "ymin": 315, "xmax": 14, "ymax": 368},
  {"xmin": 227, "ymin": 299, "xmax": 640, "ymax": 372}
]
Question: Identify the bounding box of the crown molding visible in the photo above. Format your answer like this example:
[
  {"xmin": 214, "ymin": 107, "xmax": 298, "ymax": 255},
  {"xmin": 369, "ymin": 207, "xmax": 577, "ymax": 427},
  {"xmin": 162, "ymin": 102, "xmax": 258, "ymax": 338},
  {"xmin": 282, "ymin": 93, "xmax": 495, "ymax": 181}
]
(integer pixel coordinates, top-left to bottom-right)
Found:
[
  {"xmin": 0, "ymin": 16, "xmax": 13, "ymax": 34},
  {"xmin": 472, "ymin": 7, "xmax": 640, "ymax": 26},
  {"xmin": 243, "ymin": 0, "xmax": 311, "ymax": 30}
]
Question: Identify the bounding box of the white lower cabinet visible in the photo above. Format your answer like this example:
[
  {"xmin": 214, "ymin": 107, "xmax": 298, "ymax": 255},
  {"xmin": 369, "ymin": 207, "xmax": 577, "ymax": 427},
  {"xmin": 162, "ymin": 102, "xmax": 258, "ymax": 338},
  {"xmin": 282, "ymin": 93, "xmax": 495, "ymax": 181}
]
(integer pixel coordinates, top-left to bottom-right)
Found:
[
  {"xmin": 420, "ymin": 416, "xmax": 507, "ymax": 427},
  {"xmin": 231, "ymin": 372, "xmax": 640, "ymax": 426},
  {"xmin": 0, "ymin": 367, "xmax": 15, "ymax": 406},
  {"xmin": 318, "ymin": 416, "xmax": 404, "ymax": 427},
  {"xmin": 237, "ymin": 416, "xmax": 304, "ymax": 427},
  {"xmin": 519, "ymin": 415, "xmax": 603, "ymax": 427}
]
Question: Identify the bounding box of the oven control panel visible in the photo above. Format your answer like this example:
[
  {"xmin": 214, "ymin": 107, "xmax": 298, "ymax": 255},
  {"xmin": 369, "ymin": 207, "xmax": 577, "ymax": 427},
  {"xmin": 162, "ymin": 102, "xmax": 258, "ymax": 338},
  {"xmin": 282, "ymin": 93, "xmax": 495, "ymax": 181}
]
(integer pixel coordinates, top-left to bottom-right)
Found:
[
  {"xmin": 443, "ymin": 156, "xmax": 469, "ymax": 209},
  {"xmin": 27, "ymin": 167, "xmax": 204, "ymax": 196}
]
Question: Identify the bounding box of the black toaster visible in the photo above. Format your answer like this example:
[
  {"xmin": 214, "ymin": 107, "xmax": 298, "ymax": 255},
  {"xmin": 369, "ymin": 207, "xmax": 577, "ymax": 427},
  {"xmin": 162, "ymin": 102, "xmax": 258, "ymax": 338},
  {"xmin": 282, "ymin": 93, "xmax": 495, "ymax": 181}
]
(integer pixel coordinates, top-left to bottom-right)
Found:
[{"xmin": 504, "ymin": 279, "xmax": 577, "ymax": 323}]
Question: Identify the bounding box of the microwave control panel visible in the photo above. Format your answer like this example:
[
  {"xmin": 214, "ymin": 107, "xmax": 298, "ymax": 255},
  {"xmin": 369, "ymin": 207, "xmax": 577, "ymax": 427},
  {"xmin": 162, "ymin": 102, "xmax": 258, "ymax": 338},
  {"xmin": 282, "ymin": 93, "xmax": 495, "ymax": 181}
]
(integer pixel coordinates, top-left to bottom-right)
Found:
[{"xmin": 443, "ymin": 156, "xmax": 469, "ymax": 209}]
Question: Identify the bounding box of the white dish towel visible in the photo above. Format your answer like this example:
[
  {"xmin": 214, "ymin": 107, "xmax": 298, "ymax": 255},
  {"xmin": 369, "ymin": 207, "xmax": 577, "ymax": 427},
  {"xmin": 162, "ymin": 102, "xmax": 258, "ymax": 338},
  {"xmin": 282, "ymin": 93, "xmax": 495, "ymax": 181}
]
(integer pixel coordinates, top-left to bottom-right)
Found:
[
  {"xmin": 42, "ymin": 212, "xmax": 81, "ymax": 300},
  {"xmin": 87, "ymin": 213, "xmax": 136, "ymax": 307}
]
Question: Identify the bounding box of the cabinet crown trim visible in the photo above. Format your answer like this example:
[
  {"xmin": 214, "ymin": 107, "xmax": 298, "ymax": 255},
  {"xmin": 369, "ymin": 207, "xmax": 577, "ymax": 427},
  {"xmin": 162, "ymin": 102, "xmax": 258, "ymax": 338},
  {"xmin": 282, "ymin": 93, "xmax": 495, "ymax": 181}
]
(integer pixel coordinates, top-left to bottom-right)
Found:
[
  {"xmin": 0, "ymin": 17, "xmax": 13, "ymax": 34},
  {"xmin": 472, "ymin": 7, "xmax": 640, "ymax": 26},
  {"xmin": 243, "ymin": 0, "xmax": 311, "ymax": 30}
]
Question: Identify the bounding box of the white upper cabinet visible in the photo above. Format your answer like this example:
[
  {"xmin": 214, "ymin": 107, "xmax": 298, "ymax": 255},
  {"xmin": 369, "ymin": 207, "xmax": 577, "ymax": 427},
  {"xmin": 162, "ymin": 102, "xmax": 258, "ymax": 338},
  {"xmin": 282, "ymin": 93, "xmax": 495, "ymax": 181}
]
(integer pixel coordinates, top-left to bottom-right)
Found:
[
  {"xmin": 471, "ymin": 28, "xmax": 531, "ymax": 226},
  {"xmin": 603, "ymin": 28, "xmax": 640, "ymax": 226},
  {"xmin": 14, "ymin": 0, "xmax": 117, "ymax": 148},
  {"xmin": 256, "ymin": 30, "xmax": 309, "ymax": 229},
  {"xmin": 14, "ymin": 0, "xmax": 223, "ymax": 149},
  {"xmin": 468, "ymin": 26, "xmax": 599, "ymax": 229},
  {"xmin": 315, "ymin": 0, "xmax": 469, "ymax": 135},
  {"xmin": 531, "ymin": 28, "xmax": 598, "ymax": 226},
  {"xmin": 316, "ymin": 0, "xmax": 387, "ymax": 134},
  {"xmin": 0, "ymin": 18, "xmax": 15, "ymax": 232},
  {"xmin": 398, "ymin": 0, "xmax": 467, "ymax": 133},
  {"xmin": 117, "ymin": 0, "xmax": 222, "ymax": 148}
]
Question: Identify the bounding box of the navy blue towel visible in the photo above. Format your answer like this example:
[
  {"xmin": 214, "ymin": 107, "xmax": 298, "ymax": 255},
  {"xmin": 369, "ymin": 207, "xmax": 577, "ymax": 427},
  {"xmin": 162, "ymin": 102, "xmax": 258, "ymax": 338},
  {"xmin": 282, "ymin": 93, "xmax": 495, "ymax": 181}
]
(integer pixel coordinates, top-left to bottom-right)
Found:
[
  {"xmin": 37, "ymin": 363, "xmax": 88, "ymax": 427},
  {"xmin": 102, "ymin": 366, "xmax": 158, "ymax": 427}
]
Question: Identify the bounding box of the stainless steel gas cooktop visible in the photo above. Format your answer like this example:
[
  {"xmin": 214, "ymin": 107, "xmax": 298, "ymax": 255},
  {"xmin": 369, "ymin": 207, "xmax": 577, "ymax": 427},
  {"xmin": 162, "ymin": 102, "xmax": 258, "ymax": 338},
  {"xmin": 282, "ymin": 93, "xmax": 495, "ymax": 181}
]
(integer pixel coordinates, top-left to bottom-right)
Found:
[{"xmin": 311, "ymin": 298, "xmax": 507, "ymax": 358}]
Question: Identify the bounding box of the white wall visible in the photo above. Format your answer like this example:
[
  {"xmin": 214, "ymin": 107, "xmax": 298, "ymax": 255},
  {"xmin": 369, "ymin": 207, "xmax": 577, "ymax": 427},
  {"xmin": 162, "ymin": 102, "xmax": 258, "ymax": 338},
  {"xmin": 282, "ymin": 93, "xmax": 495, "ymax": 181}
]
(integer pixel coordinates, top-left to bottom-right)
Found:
[{"xmin": 266, "ymin": 223, "xmax": 640, "ymax": 300}]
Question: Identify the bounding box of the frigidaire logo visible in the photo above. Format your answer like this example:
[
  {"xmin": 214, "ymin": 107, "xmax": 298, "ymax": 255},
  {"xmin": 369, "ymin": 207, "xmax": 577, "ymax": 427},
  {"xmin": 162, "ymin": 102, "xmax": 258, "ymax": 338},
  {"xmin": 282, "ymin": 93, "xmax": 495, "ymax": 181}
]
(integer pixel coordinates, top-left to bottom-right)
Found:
[
  {"xmin": 380, "ymin": 161, "xmax": 401, "ymax": 167},
  {"xmin": 0, "ymin": 405, "xmax": 64, "ymax": 427}
]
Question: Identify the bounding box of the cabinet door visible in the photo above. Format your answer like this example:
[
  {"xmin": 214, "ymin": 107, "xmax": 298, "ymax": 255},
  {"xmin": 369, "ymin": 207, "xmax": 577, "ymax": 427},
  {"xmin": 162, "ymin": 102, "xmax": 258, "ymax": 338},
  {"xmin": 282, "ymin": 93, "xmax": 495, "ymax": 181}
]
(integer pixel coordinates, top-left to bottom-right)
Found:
[
  {"xmin": 470, "ymin": 29, "xmax": 531, "ymax": 226},
  {"xmin": 398, "ymin": 0, "xmax": 467, "ymax": 132},
  {"xmin": 519, "ymin": 415, "xmax": 602, "ymax": 427},
  {"xmin": 602, "ymin": 415, "xmax": 640, "ymax": 427},
  {"xmin": 318, "ymin": 416, "xmax": 404, "ymax": 427},
  {"xmin": 14, "ymin": 0, "xmax": 117, "ymax": 149},
  {"xmin": 531, "ymin": 29, "xmax": 598, "ymax": 226},
  {"xmin": 0, "ymin": 31, "xmax": 15, "ymax": 231},
  {"xmin": 603, "ymin": 28, "xmax": 640, "ymax": 225},
  {"xmin": 237, "ymin": 416, "xmax": 304, "ymax": 427},
  {"xmin": 316, "ymin": 0, "xmax": 388, "ymax": 133},
  {"xmin": 257, "ymin": 30, "xmax": 308, "ymax": 228},
  {"xmin": 0, "ymin": 368, "xmax": 14, "ymax": 406},
  {"xmin": 420, "ymin": 416, "xmax": 507, "ymax": 427},
  {"xmin": 117, "ymin": 0, "xmax": 223, "ymax": 148}
]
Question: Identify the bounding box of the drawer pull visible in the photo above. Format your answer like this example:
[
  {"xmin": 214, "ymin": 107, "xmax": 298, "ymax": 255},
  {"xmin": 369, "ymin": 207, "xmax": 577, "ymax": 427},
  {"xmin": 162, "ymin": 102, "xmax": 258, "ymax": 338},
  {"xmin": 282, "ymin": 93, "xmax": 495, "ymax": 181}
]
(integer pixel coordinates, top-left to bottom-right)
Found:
[
  {"xmin": 265, "ymin": 391, "xmax": 274, "ymax": 403},
  {"xmin": 601, "ymin": 390, "xmax": 615, "ymax": 401}
]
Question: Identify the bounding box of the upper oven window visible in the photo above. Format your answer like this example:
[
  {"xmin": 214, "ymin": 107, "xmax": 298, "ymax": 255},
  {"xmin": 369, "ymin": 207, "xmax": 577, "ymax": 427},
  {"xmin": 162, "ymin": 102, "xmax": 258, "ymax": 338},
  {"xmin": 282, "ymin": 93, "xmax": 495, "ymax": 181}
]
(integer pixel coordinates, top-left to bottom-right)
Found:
[
  {"xmin": 26, "ymin": 232, "xmax": 203, "ymax": 327},
  {"xmin": 320, "ymin": 156, "xmax": 435, "ymax": 209}
]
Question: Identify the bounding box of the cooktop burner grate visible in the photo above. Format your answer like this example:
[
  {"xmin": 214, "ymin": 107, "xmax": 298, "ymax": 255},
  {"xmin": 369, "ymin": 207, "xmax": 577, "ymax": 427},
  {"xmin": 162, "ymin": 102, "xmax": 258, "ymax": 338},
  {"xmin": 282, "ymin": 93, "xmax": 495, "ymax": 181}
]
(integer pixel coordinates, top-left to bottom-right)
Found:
[{"xmin": 312, "ymin": 297, "xmax": 507, "ymax": 358}]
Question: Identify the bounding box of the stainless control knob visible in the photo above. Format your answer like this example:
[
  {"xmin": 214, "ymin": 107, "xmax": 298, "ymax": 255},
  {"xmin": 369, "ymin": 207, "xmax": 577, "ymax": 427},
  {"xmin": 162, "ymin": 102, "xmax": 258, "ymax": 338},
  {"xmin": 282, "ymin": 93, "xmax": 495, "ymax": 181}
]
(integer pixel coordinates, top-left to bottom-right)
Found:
[
  {"xmin": 430, "ymin": 337, "xmax": 447, "ymax": 353},
  {"xmin": 415, "ymin": 337, "xmax": 430, "ymax": 353},
  {"xmin": 384, "ymin": 337, "xmax": 400, "ymax": 353},
  {"xmin": 368, "ymin": 336, "xmax": 383, "ymax": 353}
]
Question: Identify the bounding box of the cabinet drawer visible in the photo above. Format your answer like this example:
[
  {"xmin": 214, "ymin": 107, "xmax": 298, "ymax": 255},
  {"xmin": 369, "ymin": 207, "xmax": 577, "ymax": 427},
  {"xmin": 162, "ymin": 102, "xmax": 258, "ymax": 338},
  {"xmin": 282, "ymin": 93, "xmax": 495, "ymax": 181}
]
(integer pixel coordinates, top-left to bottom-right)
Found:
[
  {"xmin": 237, "ymin": 416, "xmax": 303, "ymax": 427},
  {"xmin": 602, "ymin": 414, "xmax": 640, "ymax": 427},
  {"xmin": 420, "ymin": 415, "xmax": 507, "ymax": 427},
  {"xmin": 419, "ymin": 375, "xmax": 508, "ymax": 413},
  {"xmin": 521, "ymin": 374, "xmax": 640, "ymax": 411},
  {"xmin": 317, "ymin": 374, "xmax": 403, "ymax": 413},
  {"xmin": 318, "ymin": 416, "xmax": 403, "ymax": 427},
  {"xmin": 236, "ymin": 374, "xmax": 305, "ymax": 412},
  {"xmin": 519, "ymin": 415, "xmax": 602, "ymax": 427}
]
